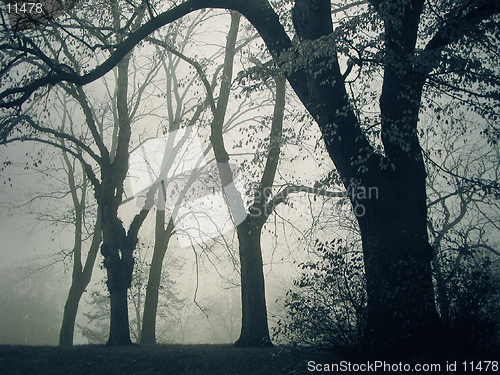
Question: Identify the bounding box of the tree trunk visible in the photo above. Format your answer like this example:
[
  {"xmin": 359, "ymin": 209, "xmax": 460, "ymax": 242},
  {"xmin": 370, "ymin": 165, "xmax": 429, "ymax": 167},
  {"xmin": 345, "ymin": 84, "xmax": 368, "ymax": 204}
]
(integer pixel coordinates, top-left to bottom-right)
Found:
[
  {"xmin": 140, "ymin": 214, "xmax": 174, "ymax": 345},
  {"xmin": 234, "ymin": 217, "xmax": 272, "ymax": 347},
  {"xmin": 208, "ymin": 10, "xmax": 272, "ymax": 347},
  {"xmin": 356, "ymin": 169, "xmax": 441, "ymax": 357},
  {"xmin": 99, "ymin": 52, "xmax": 138, "ymax": 347},
  {"xmin": 59, "ymin": 281, "xmax": 86, "ymax": 347},
  {"xmin": 100, "ymin": 212, "xmax": 135, "ymax": 346},
  {"xmin": 58, "ymin": 168, "xmax": 101, "ymax": 347},
  {"xmin": 282, "ymin": 0, "xmax": 443, "ymax": 356},
  {"xmin": 107, "ymin": 286, "xmax": 132, "ymax": 346}
]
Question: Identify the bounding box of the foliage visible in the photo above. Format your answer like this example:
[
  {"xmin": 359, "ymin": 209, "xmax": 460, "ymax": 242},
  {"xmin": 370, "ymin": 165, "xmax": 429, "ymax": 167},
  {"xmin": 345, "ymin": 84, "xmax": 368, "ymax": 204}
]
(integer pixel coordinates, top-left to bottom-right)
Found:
[
  {"xmin": 77, "ymin": 290, "xmax": 110, "ymax": 344},
  {"xmin": 439, "ymin": 252, "xmax": 500, "ymax": 354},
  {"xmin": 273, "ymin": 239, "xmax": 366, "ymax": 351},
  {"xmin": 275, "ymin": 237, "xmax": 500, "ymax": 355}
]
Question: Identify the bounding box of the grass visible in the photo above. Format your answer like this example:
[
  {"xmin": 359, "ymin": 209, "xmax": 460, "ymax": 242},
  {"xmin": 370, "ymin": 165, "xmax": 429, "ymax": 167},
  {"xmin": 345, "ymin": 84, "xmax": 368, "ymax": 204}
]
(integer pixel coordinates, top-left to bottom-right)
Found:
[
  {"xmin": 0, "ymin": 344, "xmax": 324, "ymax": 374},
  {"xmin": 3, "ymin": 343, "xmax": 491, "ymax": 374}
]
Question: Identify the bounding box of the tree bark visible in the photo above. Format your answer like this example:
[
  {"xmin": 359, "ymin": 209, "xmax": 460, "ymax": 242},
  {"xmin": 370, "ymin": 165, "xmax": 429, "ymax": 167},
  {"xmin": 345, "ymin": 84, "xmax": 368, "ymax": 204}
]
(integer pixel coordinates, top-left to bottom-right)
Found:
[
  {"xmin": 234, "ymin": 217, "xmax": 272, "ymax": 347},
  {"xmin": 140, "ymin": 214, "xmax": 175, "ymax": 345},
  {"xmin": 59, "ymin": 223, "xmax": 101, "ymax": 347},
  {"xmin": 356, "ymin": 171, "xmax": 441, "ymax": 357},
  {"xmin": 107, "ymin": 285, "xmax": 132, "ymax": 346},
  {"xmin": 101, "ymin": 231, "xmax": 135, "ymax": 346},
  {"xmin": 59, "ymin": 281, "xmax": 86, "ymax": 347}
]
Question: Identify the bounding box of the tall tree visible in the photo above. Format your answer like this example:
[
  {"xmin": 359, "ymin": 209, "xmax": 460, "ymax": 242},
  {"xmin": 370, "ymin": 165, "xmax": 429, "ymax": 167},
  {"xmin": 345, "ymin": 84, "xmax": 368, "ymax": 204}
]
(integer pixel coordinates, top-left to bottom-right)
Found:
[
  {"xmin": 0, "ymin": 1, "xmax": 167, "ymax": 346},
  {"xmin": 58, "ymin": 154, "xmax": 102, "ymax": 347},
  {"xmin": 208, "ymin": 12, "xmax": 341, "ymax": 347},
  {"xmin": 139, "ymin": 9, "xmax": 246, "ymax": 345}
]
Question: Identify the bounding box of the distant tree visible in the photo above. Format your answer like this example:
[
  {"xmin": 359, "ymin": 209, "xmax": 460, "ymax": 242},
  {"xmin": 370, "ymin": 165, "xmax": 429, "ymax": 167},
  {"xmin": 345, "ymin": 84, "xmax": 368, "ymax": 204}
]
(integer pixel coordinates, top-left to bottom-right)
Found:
[
  {"xmin": 424, "ymin": 118, "xmax": 500, "ymax": 354},
  {"xmin": 0, "ymin": 1, "xmax": 171, "ymax": 346},
  {"xmin": 139, "ymin": 9, "xmax": 222, "ymax": 345},
  {"xmin": 58, "ymin": 155, "xmax": 101, "ymax": 347},
  {"xmin": 203, "ymin": 287, "xmax": 241, "ymax": 343},
  {"xmin": 78, "ymin": 289, "xmax": 110, "ymax": 344},
  {"xmin": 130, "ymin": 245, "xmax": 185, "ymax": 343},
  {"xmin": 0, "ymin": 97, "xmax": 102, "ymax": 347},
  {"xmin": 0, "ymin": 267, "xmax": 66, "ymax": 345}
]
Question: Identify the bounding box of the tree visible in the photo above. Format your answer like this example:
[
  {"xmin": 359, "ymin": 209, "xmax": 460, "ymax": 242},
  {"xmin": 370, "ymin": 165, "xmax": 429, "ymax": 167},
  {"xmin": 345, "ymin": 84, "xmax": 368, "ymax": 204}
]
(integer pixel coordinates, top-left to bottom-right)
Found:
[
  {"xmin": 79, "ymin": 246, "xmax": 185, "ymax": 344},
  {"xmin": 208, "ymin": 288, "xmax": 242, "ymax": 343},
  {"xmin": 138, "ymin": 9, "xmax": 220, "ymax": 345},
  {"xmin": 203, "ymin": 10, "xmax": 275, "ymax": 347},
  {"xmin": 58, "ymin": 154, "xmax": 102, "ymax": 347},
  {"xmin": 0, "ymin": 89, "xmax": 102, "ymax": 347},
  {"xmin": 1, "ymin": 0, "xmax": 500, "ymax": 356},
  {"xmin": 208, "ymin": 12, "xmax": 342, "ymax": 347},
  {"xmin": 143, "ymin": 11, "xmax": 290, "ymax": 347},
  {"xmin": 0, "ymin": 1, "xmax": 169, "ymax": 345},
  {"xmin": 423, "ymin": 115, "xmax": 500, "ymax": 353},
  {"xmin": 274, "ymin": 239, "xmax": 367, "ymax": 352}
]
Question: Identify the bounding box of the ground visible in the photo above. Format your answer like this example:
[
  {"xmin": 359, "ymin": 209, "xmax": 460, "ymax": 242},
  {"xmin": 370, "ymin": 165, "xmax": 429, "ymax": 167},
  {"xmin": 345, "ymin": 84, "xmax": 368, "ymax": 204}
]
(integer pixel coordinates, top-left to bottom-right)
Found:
[
  {"xmin": 0, "ymin": 344, "xmax": 322, "ymax": 374},
  {"xmin": 1, "ymin": 344, "xmax": 494, "ymax": 374}
]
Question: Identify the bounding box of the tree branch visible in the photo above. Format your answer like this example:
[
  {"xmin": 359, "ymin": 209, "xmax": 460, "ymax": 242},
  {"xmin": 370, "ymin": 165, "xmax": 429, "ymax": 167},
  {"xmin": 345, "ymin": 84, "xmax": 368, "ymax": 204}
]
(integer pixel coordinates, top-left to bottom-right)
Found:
[
  {"xmin": 267, "ymin": 184, "xmax": 345, "ymax": 215},
  {"xmin": 425, "ymin": 1, "xmax": 500, "ymax": 52},
  {"xmin": 2, "ymin": 135, "xmax": 101, "ymax": 192},
  {"xmin": 23, "ymin": 115, "xmax": 102, "ymax": 164},
  {"xmin": 0, "ymin": 0, "xmax": 287, "ymax": 109}
]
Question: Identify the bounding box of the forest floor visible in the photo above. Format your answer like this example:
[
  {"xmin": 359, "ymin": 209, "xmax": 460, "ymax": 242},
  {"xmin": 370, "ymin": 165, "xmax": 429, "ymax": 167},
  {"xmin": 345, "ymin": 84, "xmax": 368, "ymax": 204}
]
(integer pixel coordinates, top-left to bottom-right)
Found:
[{"xmin": 0, "ymin": 344, "xmax": 333, "ymax": 374}]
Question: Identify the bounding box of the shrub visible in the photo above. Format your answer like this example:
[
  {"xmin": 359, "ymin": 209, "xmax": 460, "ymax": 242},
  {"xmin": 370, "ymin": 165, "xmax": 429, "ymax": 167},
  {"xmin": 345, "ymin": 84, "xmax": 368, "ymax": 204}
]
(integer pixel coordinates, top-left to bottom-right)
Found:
[
  {"xmin": 273, "ymin": 239, "xmax": 367, "ymax": 352},
  {"xmin": 439, "ymin": 253, "xmax": 500, "ymax": 354}
]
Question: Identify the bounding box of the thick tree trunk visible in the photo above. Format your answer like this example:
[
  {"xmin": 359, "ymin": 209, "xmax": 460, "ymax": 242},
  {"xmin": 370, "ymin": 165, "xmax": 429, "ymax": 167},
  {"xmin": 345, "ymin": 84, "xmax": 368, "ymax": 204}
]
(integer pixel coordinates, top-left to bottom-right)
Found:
[
  {"xmin": 100, "ymin": 209, "xmax": 136, "ymax": 346},
  {"xmin": 107, "ymin": 286, "xmax": 132, "ymax": 346},
  {"xmin": 284, "ymin": 0, "xmax": 443, "ymax": 356},
  {"xmin": 356, "ymin": 169, "xmax": 442, "ymax": 357},
  {"xmin": 100, "ymin": 232, "xmax": 135, "ymax": 346},
  {"xmin": 234, "ymin": 217, "xmax": 272, "ymax": 347}
]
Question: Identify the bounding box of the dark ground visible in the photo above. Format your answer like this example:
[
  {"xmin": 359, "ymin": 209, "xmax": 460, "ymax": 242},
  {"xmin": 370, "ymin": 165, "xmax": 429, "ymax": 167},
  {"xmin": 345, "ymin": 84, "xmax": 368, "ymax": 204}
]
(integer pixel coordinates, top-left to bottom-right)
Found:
[
  {"xmin": 0, "ymin": 344, "xmax": 324, "ymax": 375},
  {"xmin": 1, "ymin": 344, "xmax": 497, "ymax": 374}
]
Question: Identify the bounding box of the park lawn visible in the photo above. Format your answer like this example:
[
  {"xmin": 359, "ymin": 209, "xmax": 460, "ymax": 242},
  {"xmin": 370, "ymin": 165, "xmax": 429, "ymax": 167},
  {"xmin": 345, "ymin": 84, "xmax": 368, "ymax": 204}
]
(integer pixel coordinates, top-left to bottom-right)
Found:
[{"xmin": 0, "ymin": 344, "xmax": 322, "ymax": 374}]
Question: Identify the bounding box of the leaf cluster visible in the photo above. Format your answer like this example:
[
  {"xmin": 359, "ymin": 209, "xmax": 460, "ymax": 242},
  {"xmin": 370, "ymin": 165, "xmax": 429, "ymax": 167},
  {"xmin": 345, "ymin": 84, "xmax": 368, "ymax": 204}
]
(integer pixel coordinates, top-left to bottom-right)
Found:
[
  {"xmin": 439, "ymin": 252, "xmax": 500, "ymax": 354},
  {"xmin": 273, "ymin": 239, "xmax": 367, "ymax": 352}
]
